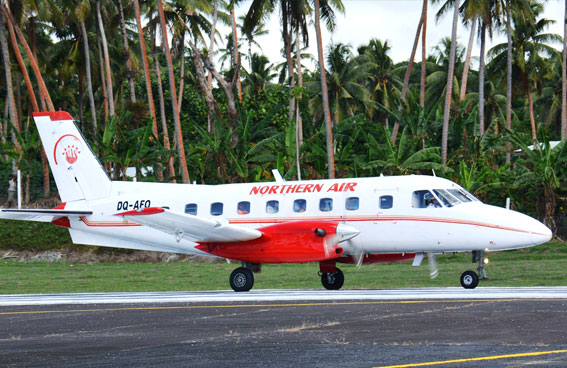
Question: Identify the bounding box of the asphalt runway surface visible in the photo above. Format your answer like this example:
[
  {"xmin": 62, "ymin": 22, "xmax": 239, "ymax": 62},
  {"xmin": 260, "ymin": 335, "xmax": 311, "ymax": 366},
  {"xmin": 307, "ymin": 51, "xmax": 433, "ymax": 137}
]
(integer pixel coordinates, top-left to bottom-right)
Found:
[{"xmin": 1, "ymin": 288, "xmax": 567, "ymax": 368}]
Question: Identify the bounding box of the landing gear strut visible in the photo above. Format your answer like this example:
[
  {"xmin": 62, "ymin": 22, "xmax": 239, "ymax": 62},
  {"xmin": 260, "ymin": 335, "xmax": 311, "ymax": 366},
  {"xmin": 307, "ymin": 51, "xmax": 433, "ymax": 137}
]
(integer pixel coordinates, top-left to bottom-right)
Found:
[
  {"xmin": 229, "ymin": 263, "xmax": 261, "ymax": 292},
  {"xmin": 473, "ymin": 250, "xmax": 488, "ymax": 280}
]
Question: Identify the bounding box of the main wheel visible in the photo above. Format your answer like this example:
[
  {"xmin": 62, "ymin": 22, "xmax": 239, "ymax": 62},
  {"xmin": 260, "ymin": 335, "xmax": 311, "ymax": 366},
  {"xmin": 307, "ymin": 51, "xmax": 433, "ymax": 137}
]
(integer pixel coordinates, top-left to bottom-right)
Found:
[
  {"xmin": 230, "ymin": 267, "xmax": 254, "ymax": 292},
  {"xmin": 460, "ymin": 270, "xmax": 479, "ymax": 289},
  {"xmin": 321, "ymin": 267, "xmax": 344, "ymax": 290}
]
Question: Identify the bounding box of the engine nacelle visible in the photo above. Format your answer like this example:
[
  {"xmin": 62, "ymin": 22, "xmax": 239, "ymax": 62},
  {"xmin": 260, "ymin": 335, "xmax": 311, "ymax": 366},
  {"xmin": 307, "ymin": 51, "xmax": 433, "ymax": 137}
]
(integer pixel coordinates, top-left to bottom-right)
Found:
[{"xmin": 196, "ymin": 221, "xmax": 348, "ymax": 264}]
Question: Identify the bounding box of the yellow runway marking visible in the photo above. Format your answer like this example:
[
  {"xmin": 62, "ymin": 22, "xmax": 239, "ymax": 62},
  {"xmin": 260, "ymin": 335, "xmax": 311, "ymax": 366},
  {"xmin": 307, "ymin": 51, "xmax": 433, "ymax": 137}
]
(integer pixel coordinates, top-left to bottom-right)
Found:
[
  {"xmin": 0, "ymin": 298, "xmax": 566, "ymax": 316},
  {"xmin": 373, "ymin": 350, "xmax": 567, "ymax": 368}
]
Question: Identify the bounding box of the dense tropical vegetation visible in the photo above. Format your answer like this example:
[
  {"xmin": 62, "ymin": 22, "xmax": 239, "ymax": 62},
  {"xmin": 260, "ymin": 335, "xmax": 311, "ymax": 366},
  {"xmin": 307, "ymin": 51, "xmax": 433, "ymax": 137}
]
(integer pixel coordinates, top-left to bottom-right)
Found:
[{"xmin": 0, "ymin": 0, "xmax": 566, "ymax": 236}]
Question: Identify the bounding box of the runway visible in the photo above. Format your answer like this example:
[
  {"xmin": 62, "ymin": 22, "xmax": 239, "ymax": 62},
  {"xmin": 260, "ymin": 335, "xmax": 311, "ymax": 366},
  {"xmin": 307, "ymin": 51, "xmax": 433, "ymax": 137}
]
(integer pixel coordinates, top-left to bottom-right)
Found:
[
  {"xmin": 2, "ymin": 287, "xmax": 567, "ymax": 367},
  {"xmin": 2, "ymin": 286, "xmax": 567, "ymax": 306}
]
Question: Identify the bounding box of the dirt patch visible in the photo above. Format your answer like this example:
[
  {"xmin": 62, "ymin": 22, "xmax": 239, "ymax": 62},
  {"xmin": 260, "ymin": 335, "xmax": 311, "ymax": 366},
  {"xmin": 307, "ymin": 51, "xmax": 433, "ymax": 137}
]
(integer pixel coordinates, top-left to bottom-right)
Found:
[{"xmin": 0, "ymin": 249, "xmax": 221, "ymax": 264}]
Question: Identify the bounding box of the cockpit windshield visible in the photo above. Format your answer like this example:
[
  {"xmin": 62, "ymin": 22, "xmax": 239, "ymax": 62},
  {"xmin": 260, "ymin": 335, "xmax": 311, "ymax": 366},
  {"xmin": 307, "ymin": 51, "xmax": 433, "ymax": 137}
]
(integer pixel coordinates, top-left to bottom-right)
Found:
[
  {"xmin": 433, "ymin": 189, "xmax": 459, "ymax": 207},
  {"xmin": 447, "ymin": 188, "xmax": 473, "ymax": 202}
]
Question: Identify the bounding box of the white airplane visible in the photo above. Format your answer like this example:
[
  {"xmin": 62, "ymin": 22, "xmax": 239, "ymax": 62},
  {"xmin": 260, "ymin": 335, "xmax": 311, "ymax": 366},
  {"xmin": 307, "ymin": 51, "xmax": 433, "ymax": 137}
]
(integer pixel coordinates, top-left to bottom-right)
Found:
[{"xmin": 0, "ymin": 112, "xmax": 552, "ymax": 291}]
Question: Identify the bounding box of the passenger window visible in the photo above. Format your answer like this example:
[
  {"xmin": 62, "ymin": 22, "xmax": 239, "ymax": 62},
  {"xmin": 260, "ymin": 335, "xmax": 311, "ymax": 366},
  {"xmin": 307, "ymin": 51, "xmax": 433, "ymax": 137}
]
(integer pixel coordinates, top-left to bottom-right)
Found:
[
  {"xmin": 210, "ymin": 202, "xmax": 223, "ymax": 216},
  {"xmin": 319, "ymin": 198, "xmax": 333, "ymax": 212},
  {"xmin": 266, "ymin": 200, "xmax": 279, "ymax": 214},
  {"xmin": 185, "ymin": 203, "xmax": 197, "ymax": 215},
  {"xmin": 412, "ymin": 190, "xmax": 441, "ymax": 208},
  {"xmin": 379, "ymin": 195, "xmax": 393, "ymax": 209},
  {"xmin": 237, "ymin": 201, "xmax": 250, "ymax": 215},
  {"xmin": 345, "ymin": 197, "xmax": 359, "ymax": 211},
  {"xmin": 293, "ymin": 199, "xmax": 307, "ymax": 213}
]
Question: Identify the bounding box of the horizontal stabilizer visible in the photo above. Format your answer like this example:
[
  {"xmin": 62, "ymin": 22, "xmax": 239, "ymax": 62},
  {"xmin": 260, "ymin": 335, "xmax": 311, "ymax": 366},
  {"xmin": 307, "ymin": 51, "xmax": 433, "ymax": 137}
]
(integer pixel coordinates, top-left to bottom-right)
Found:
[
  {"xmin": 0, "ymin": 208, "xmax": 93, "ymax": 223},
  {"xmin": 115, "ymin": 207, "xmax": 262, "ymax": 243}
]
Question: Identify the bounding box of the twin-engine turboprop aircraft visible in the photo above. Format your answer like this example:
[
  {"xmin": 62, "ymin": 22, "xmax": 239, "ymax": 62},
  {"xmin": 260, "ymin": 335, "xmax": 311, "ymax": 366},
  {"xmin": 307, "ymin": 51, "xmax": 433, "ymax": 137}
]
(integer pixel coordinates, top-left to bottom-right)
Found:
[{"xmin": 0, "ymin": 112, "xmax": 552, "ymax": 291}]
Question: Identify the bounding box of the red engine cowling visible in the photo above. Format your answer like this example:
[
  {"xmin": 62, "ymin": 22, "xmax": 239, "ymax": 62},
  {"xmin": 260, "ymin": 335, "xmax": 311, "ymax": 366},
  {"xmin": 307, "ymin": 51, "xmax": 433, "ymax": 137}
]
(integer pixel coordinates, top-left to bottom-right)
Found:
[{"xmin": 195, "ymin": 221, "xmax": 345, "ymax": 264}]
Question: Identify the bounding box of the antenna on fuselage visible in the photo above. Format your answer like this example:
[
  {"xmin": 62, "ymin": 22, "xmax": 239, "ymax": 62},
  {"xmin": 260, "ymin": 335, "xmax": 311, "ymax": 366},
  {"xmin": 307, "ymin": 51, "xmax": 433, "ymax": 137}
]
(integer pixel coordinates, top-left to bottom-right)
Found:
[
  {"xmin": 272, "ymin": 169, "xmax": 284, "ymax": 183},
  {"xmin": 432, "ymin": 169, "xmax": 437, "ymax": 177}
]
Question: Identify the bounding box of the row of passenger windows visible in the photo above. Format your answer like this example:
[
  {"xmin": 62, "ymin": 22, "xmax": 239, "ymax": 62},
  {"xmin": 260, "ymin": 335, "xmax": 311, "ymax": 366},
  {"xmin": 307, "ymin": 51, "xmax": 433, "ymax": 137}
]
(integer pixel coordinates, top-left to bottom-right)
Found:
[
  {"xmin": 183, "ymin": 188, "xmax": 477, "ymax": 216},
  {"xmin": 185, "ymin": 196, "xmax": 394, "ymax": 216}
]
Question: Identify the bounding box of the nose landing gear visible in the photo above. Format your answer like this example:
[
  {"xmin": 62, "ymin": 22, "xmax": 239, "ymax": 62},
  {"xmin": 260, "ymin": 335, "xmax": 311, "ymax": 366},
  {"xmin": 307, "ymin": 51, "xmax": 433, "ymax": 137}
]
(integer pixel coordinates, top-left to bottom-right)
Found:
[{"xmin": 460, "ymin": 250, "xmax": 488, "ymax": 289}]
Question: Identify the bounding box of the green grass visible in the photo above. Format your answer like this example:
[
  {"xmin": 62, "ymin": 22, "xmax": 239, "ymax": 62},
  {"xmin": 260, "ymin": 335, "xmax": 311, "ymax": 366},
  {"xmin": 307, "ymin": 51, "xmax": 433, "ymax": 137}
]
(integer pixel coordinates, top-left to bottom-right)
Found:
[{"xmin": 1, "ymin": 242, "xmax": 566, "ymax": 294}]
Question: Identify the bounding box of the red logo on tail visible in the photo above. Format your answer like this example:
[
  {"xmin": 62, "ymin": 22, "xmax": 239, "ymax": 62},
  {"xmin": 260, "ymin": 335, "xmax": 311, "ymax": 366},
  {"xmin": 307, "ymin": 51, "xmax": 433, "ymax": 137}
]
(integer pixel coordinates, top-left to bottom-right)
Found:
[{"xmin": 53, "ymin": 134, "xmax": 83, "ymax": 165}]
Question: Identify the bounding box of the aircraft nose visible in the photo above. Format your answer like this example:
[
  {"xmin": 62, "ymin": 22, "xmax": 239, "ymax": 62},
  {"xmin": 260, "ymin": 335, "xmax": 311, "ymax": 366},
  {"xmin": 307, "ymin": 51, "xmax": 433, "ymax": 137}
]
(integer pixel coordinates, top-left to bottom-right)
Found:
[{"xmin": 530, "ymin": 219, "xmax": 552, "ymax": 245}]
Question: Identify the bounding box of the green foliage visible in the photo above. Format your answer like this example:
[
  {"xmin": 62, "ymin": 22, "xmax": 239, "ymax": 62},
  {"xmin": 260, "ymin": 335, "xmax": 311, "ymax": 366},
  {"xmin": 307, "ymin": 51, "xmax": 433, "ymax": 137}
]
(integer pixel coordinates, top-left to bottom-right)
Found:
[{"xmin": 0, "ymin": 220, "xmax": 72, "ymax": 250}]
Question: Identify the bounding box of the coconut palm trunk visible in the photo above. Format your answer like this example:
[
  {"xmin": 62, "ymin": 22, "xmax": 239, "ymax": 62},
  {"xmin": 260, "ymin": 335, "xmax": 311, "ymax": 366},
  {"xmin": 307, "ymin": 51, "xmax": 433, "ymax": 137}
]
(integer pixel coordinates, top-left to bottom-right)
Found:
[
  {"xmin": 80, "ymin": 20, "xmax": 97, "ymax": 134},
  {"xmin": 157, "ymin": 0, "xmax": 190, "ymax": 183},
  {"xmin": 151, "ymin": 28, "xmax": 175, "ymax": 182},
  {"xmin": 505, "ymin": 0, "xmax": 513, "ymax": 164},
  {"xmin": 296, "ymin": 26, "xmax": 303, "ymax": 180},
  {"xmin": 460, "ymin": 21, "xmax": 476, "ymax": 101},
  {"xmin": 0, "ymin": 5, "xmax": 53, "ymax": 111},
  {"xmin": 96, "ymin": 33, "xmax": 109, "ymax": 121},
  {"xmin": 4, "ymin": 14, "xmax": 38, "ymax": 112},
  {"xmin": 441, "ymin": 0, "xmax": 460, "ymax": 165},
  {"xmin": 118, "ymin": 0, "xmax": 136, "ymax": 103},
  {"xmin": 392, "ymin": 3, "xmax": 425, "ymax": 143},
  {"xmin": 96, "ymin": 0, "xmax": 115, "ymax": 116},
  {"xmin": 420, "ymin": 0, "xmax": 428, "ymax": 107},
  {"xmin": 230, "ymin": 6, "xmax": 242, "ymax": 103},
  {"xmin": 479, "ymin": 21, "xmax": 486, "ymax": 136},
  {"xmin": 314, "ymin": 0, "xmax": 335, "ymax": 178},
  {"xmin": 0, "ymin": 11, "xmax": 19, "ymax": 146},
  {"xmin": 562, "ymin": 0, "xmax": 567, "ymax": 139}
]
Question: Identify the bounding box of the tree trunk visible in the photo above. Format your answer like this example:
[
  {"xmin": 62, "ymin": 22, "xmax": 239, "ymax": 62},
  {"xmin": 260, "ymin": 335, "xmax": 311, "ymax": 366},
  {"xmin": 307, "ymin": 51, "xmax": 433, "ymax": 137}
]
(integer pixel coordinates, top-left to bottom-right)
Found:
[
  {"xmin": 4, "ymin": 17, "xmax": 38, "ymax": 112},
  {"xmin": 460, "ymin": 21, "xmax": 476, "ymax": 102},
  {"xmin": 177, "ymin": 32, "xmax": 185, "ymax": 115},
  {"xmin": 562, "ymin": 0, "xmax": 567, "ymax": 139},
  {"xmin": 283, "ymin": 5, "xmax": 295, "ymax": 123},
  {"xmin": 151, "ymin": 29, "xmax": 175, "ymax": 182},
  {"xmin": 157, "ymin": 0, "xmax": 190, "ymax": 183},
  {"xmin": 528, "ymin": 87, "xmax": 537, "ymax": 142},
  {"xmin": 96, "ymin": 33, "xmax": 109, "ymax": 122},
  {"xmin": 230, "ymin": 7, "xmax": 242, "ymax": 103},
  {"xmin": 479, "ymin": 22, "xmax": 486, "ymax": 136},
  {"xmin": 0, "ymin": 11, "xmax": 19, "ymax": 149},
  {"xmin": 314, "ymin": 0, "xmax": 335, "ymax": 178},
  {"xmin": 208, "ymin": 0, "xmax": 219, "ymax": 132},
  {"xmin": 419, "ymin": 0, "xmax": 428, "ymax": 107},
  {"xmin": 189, "ymin": 41, "xmax": 220, "ymax": 131},
  {"xmin": 118, "ymin": 0, "xmax": 136, "ymax": 103},
  {"xmin": 80, "ymin": 20, "xmax": 98, "ymax": 134},
  {"xmin": 0, "ymin": 5, "xmax": 53, "ymax": 111},
  {"xmin": 392, "ymin": 5, "xmax": 424, "ymax": 144},
  {"xmin": 97, "ymin": 0, "xmax": 115, "ymax": 117},
  {"xmin": 133, "ymin": 0, "xmax": 163, "ymax": 182},
  {"xmin": 441, "ymin": 0, "xmax": 460, "ymax": 166},
  {"xmin": 296, "ymin": 26, "xmax": 303, "ymax": 180},
  {"xmin": 505, "ymin": 0, "xmax": 513, "ymax": 164}
]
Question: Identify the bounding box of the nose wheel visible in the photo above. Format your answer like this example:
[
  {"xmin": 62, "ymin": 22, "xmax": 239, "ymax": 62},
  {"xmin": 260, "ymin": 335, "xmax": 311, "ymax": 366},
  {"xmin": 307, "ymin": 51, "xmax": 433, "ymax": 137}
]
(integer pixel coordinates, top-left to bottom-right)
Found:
[
  {"xmin": 460, "ymin": 270, "xmax": 479, "ymax": 289},
  {"xmin": 321, "ymin": 268, "xmax": 344, "ymax": 290}
]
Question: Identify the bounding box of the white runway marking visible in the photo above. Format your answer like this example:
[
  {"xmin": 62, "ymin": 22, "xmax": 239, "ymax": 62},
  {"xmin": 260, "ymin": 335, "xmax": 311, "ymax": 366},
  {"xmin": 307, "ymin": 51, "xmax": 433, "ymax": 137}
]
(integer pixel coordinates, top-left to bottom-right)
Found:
[{"xmin": 1, "ymin": 287, "xmax": 567, "ymax": 306}]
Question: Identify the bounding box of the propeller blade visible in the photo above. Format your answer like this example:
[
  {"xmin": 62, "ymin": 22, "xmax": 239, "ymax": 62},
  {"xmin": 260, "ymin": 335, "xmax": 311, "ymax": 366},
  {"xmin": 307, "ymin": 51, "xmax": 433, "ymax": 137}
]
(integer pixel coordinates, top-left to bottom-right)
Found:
[{"xmin": 428, "ymin": 253, "xmax": 439, "ymax": 279}]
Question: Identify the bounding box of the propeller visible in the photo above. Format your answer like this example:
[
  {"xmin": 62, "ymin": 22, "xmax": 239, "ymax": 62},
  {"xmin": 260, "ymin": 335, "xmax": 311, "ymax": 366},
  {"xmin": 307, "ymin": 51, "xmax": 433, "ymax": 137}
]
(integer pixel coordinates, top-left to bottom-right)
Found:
[{"xmin": 428, "ymin": 253, "xmax": 439, "ymax": 279}]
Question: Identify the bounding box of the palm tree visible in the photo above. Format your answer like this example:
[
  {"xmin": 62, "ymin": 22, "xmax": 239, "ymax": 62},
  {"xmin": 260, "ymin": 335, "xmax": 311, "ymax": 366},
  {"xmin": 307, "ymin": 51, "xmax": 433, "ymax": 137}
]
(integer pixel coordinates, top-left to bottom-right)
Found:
[
  {"xmin": 441, "ymin": 0, "xmax": 460, "ymax": 165},
  {"xmin": 117, "ymin": 0, "xmax": 136, "ymax": 103},
  {"xmin": 157, "ymin": 0, "xmax": 189, "ymax": 183},
  {"xmin": 96, "ymin": 0, "xmax": 114, "ymax": 117},
  {"xmin": 563, "ymin": 0, "xmax": 567, "ymax": 139},
  {"xmin": 0, "ymin": 11, "xmax": 19, "ymax": 148}
]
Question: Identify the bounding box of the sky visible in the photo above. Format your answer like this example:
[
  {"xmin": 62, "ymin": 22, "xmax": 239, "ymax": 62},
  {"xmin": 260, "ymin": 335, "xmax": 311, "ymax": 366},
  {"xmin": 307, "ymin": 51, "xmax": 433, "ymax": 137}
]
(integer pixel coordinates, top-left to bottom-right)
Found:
[{"xmin": 226, "ymin": 0, "xmax": 565, "ymax": 70}]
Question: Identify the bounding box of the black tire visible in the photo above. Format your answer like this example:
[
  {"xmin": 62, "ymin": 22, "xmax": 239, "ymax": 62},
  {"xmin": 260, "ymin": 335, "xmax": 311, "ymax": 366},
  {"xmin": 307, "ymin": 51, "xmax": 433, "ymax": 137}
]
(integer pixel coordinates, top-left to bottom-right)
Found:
[
  {"xmin": 460, "ymin": 270, "xmax": 479, "ymax": 289},
  {"xmin": 321, "ymin": 268, "xmax": 345, "ymax": 290},
  {"xmin": 230, "ymin": 267, "xmax": 254, "ymax": 292}
]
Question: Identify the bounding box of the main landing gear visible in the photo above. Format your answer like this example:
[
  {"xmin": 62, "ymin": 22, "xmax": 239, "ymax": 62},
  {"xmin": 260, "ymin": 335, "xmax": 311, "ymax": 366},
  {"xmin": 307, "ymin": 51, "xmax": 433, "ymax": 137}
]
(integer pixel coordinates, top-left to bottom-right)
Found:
[
  {"xmin": 459, "ymin": 250, "xmax": 488, "ymax": 289},
  {"xmin": 229, "ymin": 263, "xmax": 261, "ymax": 292},
  {"xmin": 321, "ymin": 268, "xmax": 344, "ymax": 290}
]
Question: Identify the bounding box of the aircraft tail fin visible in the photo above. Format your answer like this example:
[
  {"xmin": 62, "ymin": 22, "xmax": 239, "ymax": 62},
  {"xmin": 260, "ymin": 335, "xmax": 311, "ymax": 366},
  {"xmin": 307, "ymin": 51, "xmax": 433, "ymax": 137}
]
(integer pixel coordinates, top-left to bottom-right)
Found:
[{"xmin": 33, "ymin": 112, "xmax": 111, "ymax": 202}]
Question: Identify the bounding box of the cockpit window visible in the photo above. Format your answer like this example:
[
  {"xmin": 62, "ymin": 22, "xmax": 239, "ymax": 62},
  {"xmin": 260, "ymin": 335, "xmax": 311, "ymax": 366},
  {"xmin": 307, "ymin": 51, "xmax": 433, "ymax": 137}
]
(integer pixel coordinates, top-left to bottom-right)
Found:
[
  {"xmin": 447, "ymin": 189, "xmax": 472, "ymax": 202},
  {"xmin": 433, "ymin": 189, "xmax": 459, "ymax": 207},
  {"xmin": 413, "ymin": 190, "xmax": 441, "ymax": 208}
]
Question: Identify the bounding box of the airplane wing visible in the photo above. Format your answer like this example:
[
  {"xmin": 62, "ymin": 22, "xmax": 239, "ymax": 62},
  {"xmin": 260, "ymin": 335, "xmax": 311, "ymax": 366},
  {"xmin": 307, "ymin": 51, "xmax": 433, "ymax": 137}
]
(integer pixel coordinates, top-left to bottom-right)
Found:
[
  {"xmin": 0, "ymin": 208, "xmax": 93, "ymax": 222},
  {"xmin": 115, "ymin": 207, "xmax": 262, "ymax": 243}
]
